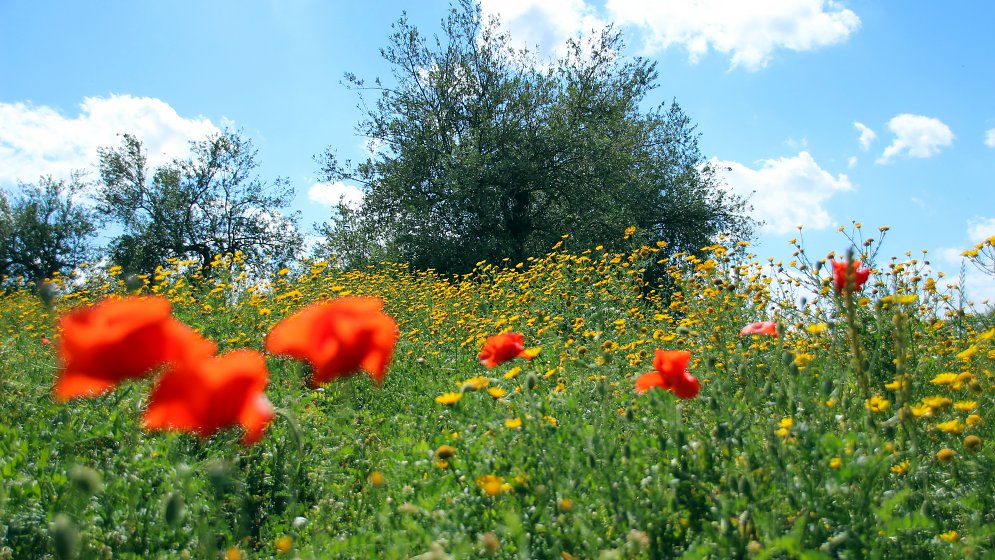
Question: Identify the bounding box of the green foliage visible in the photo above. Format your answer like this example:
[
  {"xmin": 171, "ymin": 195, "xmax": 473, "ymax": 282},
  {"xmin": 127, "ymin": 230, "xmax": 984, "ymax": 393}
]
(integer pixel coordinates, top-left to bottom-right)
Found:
[
  {"xmin": 0, "ymin": 174, "xmax": 95, "ymax": 286},
  {"xmin": 316, "ymin": 0, "xmax": 753, "ymax": 272},
  {"xmin": 96, "ymin": 129, "xmax": 303, "ymax": 277}
]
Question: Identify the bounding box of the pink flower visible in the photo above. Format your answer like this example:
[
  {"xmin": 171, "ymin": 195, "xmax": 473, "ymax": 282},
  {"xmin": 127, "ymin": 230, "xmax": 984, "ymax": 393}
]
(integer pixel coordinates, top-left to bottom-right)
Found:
[{"xmin": 739, "ymin": 321, "xmax": 778, "ymax": 337}]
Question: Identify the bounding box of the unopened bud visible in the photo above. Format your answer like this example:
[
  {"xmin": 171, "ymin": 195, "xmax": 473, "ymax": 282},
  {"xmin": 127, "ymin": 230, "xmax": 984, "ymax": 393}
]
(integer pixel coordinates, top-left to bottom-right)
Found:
[
  {"xmin": 164, "ymin": 492, "xmax": 185, "ymax": 526},
  {"xmin": 69, "ymin": 465, "xmax": 103, "ymax": 496},
  {"xmin": 525, "ymin": 372, "xmax": 538, "ymax": 390},
  {"xmin": 51, "ymin": 513, "xmax": 79, "ymax": 560}
]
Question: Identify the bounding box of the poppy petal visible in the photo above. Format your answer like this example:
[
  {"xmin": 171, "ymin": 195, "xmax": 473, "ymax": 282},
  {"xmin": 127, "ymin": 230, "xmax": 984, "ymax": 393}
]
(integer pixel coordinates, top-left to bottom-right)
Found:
[{"xmin": 635, "ymin": 371, "xmax": 664, "ymax": 393}]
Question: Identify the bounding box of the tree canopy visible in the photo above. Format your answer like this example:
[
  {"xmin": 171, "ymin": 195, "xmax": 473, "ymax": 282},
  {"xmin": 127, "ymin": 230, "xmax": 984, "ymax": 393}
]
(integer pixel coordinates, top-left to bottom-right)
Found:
[
  {"xmin": 97, "ymin": 129, "xmax": 303, "ymax": 276},
  {"xmin": 0, "ymin": 174, "xmax": 95, "ymax": 285},
  {"xmin": 316, "ymin": 0, "xmax": 753, "ymax": 272}
]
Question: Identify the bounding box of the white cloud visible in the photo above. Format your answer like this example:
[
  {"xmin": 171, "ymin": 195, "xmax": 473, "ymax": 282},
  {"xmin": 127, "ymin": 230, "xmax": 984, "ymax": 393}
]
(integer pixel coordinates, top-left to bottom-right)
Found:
[
  {"xmin": 854, "ymin": 121, "xmax": 876, "ymax": 151},
  {"xmin": 0, "ymin": 95, "xmax": 220, "ymax": 187},
  {"xmin": 784, "ymin": 137, "xmax": 808, "ymax": 149},
  {"xmin": 876, "ymin": 114, "xmax": 954, "ymax": 164},
  {"xmin": 479, "ymin": 0, "xmax": 605, "ymax": 59},
  {"xmin": 605, "ymin": 0, "xmax": 860, "ymax": 70},
  {"xmin": 308, "ymin": 181, "xmax": 364, "ymax": 208},
  {"xmin": 847, "ymin": 156, "xmax": 858, "ymax": 169},
  {"xmin": 714, "ymin": 151, "xmax": 853, "ymax": 234},
  {"xmin": 985, "ymin": 128, "xmax": 995, "ymax": 148},
  {"xmin": 968, "ymin": 217, "xmax": 995, "ymax": 242},
  {"xmin": 477, "ymin": 0, "xmax": 860, "ymax": 70}
]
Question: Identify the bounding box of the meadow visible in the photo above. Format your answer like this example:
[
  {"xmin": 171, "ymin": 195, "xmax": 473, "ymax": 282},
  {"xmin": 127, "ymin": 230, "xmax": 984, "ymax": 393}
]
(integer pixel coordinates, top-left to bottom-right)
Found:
[{"xmin": 2, "ymin": 226, "xmax": 995, "ymax": 559}]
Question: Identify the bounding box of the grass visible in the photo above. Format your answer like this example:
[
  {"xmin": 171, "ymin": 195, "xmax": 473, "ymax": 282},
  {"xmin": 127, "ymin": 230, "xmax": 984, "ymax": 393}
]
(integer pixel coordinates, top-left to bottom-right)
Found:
[{"xmin": 2, "ymin": 228, "xmax": 995, "ymax": 559}]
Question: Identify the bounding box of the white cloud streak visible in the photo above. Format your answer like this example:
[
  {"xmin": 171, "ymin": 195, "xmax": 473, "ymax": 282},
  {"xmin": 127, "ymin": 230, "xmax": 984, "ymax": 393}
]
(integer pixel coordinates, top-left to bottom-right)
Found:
[
  {"xmin": 854, "ymin": 121, "xmax": 876, "ymax": 151},
  {"xmin": 876, "ymin": 114, "xmax": 954, "ymax": 164},
  {"xmin": 985, "ymin": 128, "xmax": 995, "ymax": 148},
  {"xmin": 307, "ymin": 181, "xmax": 364, "ymax": 208},
  {"xmin": 0, "ymin": 95, "xmax": 219, "ymax": 188},
  {"xmin": 968, "ymin": 217, "xmax": 995, "ymax": 243},
  {"xmin": 714, "ymin": 151, "xmax": 853, "ymax": 234}
]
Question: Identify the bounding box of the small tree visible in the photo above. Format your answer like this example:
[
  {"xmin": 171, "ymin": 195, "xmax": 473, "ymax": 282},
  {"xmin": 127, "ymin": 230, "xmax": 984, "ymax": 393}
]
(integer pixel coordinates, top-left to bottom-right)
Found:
[
  {"xmin": 97, "ymin": 130, "xmax": 303, "ymax": 276},
  {"xmin": 317, "ymin": 0, "xmax": 753, "ymax": 272},
  {"xmin": 0, "ymin": 173, "xmax": 96, "ymax": 285}
]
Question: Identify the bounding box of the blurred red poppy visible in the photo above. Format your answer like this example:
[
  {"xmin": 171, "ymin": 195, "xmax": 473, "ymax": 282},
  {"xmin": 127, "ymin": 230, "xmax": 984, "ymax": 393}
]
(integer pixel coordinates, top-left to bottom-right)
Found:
[
  {"xmin": 478, "ymin": 332, "xmax": 533, "ymax": 369},
  {"xmin": 635, "ymin": 349, "xmax": 699, "ymax": 399},
  {"xmin": 739, "ymin": 321, "xmax": 778, "ymax": 337},
  {"xmin": 53, "ymin": 296, "xmax": 216, "ymax": 401},
  {"xmin": 143, "ymin": 350, "xmax": 274, "ymax": 445},
  {"xmin": 831, "ymin": 259, "xmax": 871, "ymax": 294},
  {"xmin": 266, "ymin": 296, "xmax": 398, "ymax": 385}
]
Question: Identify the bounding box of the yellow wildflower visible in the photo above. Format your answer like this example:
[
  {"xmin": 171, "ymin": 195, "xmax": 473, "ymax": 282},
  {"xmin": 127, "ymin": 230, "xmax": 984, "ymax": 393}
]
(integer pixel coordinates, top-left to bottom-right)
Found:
[
  {"xmin": 504, "ymin": 417, "xmax": 522, "ymax": 429},
  {"xmin": 521, "ymin": 347, "xmax": 542, "ymax": 359},
  {"xmin": 938, "ymin": 530, "xmax": 959, "ymax": 543},
  {"xmin": 884, "ymin": 377, "xmax": 907, "ymax": 391},
  {"xmin": 957, "ymin": 346, "xmax": 978, "ymax": 361},
  {"xmin": 865, "ymin": 395, "xmax": 890, "ymax": 413},
  {"xmin": 954, "ymin": 400, "xmax": 978, "ymax": 412},
  {"xmin": 435, "ymin": 392, "xmax": 463, "ymax": 406},
  {"xmin": 476, "ymin": 475, "xmax": 504, "ymax": 497},
  {"xmin": 952, "ymin": 372, "xmax": 975, "ymax": 390},
  {"xmin": 920, "ymin": 396, "xmax": 952, "ymax": 410},
  {"xmin": 793, "ymin": 353, "xmax": 815, "ymax": 369},
  {"xmin": 460, "ymin": 376, "xmax": 490, "ymax": 392},
  {"xmin": 909, "ymin": 404, "xmax": 933, "ymax": 418},
  {"xmin": 933, "ymin": 419, "xmax": 964, "ymax": 435},
  {"xmin": 275, "ymin": 535, "xmax": 293, "ymax": 554},
  {"xmin": 936, "ymin": 448, "xmax": 955, "ymax": 464},
  {"xmin": 436, "ymin": 445, "xmax": 456, "ymax": 461},
  {"xmin": 930, "ymin": 372, "xmax": 958, "ymax": 386}
]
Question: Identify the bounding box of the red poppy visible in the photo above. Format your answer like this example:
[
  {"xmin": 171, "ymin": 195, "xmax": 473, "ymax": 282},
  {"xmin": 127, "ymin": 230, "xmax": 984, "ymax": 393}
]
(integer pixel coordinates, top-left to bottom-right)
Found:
[
  {"xmin": 143, "ymin": 350, "xmax": 274, "ymax": 445},
  {"xmin": 266, "ymin": 296, "xmax": 398, "ymax": 385},
  {"xmin": 53, "ymin": 296, "xmax": 216, "ymax": 401},
  {"xmin": 478, "ymin": 332, "xmax": 533, "ymax": 369},
  {"xmin": 635, "ymin": 349, "xmax": 700, "ymax": 399},
  {"xmin": 739, "ymin": 321, "xmax": 778, "ymax": 337},
  {"xmin": 831, "ymin": 259, "xmax": 871, "ymax": 294}
]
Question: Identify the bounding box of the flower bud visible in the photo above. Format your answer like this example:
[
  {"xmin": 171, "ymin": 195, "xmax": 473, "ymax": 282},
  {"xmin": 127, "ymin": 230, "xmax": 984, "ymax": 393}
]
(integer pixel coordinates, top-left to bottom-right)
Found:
[
  {"xmin": 164, "ymin": 492, "xmax": 185, "ymax": 526},
  {"xmin": 69, "ymin": 465, "xmax": 103, "ymax": 496},
  {"xmin": 51, "ymin": 513, "xmax": 79, "ymax": 560}
]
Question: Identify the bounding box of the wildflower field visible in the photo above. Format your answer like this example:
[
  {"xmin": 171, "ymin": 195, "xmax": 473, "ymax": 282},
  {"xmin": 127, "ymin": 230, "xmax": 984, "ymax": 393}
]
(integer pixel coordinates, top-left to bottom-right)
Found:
[{"xmin": 2, "ymin": 228, "xmax": 995, "ymax": 559}]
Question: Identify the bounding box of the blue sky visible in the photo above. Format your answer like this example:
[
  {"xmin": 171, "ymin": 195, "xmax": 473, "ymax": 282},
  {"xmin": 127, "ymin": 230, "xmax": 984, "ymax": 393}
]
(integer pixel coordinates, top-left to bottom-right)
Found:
[{"xmin": 2, "ymin": 1, "xmax": 994, "ymax": 301}]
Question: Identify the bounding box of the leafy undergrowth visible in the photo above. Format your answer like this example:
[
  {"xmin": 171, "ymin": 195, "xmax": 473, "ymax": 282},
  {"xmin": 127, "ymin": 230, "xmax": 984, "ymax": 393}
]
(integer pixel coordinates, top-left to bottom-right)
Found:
[{"xmin": 2, "ymin": 228, "xmax": 995, "ymax": 559}]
